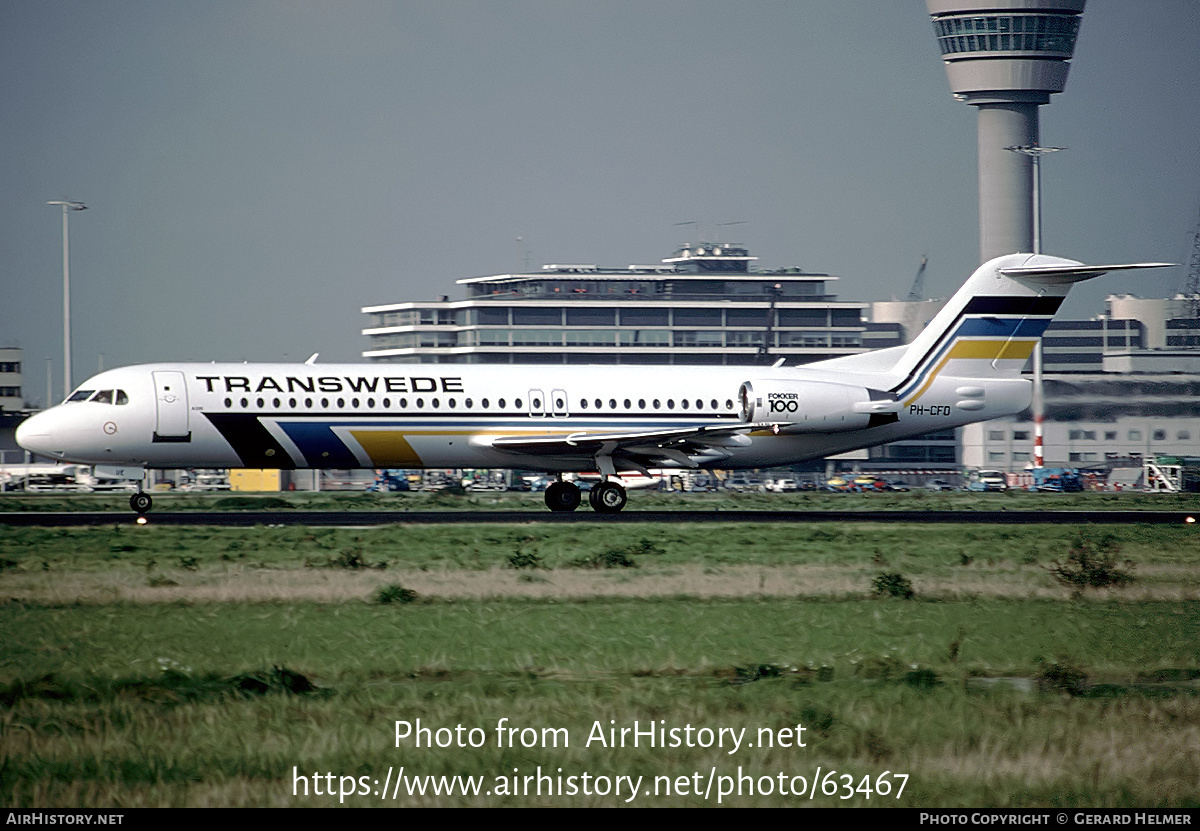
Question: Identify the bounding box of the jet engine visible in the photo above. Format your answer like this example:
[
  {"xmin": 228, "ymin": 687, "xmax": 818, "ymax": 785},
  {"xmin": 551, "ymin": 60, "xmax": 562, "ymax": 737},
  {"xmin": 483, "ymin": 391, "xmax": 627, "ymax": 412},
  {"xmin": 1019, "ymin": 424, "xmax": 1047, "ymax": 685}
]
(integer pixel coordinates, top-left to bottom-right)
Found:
[{"xmin": 738, "ymin": 380, "xmax": 893, "ymax": 433}]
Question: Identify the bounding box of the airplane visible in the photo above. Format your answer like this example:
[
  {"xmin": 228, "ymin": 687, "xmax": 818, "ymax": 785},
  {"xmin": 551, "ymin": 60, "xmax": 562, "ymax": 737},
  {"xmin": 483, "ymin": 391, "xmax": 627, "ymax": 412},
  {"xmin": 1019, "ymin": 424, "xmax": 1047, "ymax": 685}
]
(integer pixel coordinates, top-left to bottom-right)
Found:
[{"xmin": 16, "ymin": 253, "xmax": 1170, "ymax": 515}]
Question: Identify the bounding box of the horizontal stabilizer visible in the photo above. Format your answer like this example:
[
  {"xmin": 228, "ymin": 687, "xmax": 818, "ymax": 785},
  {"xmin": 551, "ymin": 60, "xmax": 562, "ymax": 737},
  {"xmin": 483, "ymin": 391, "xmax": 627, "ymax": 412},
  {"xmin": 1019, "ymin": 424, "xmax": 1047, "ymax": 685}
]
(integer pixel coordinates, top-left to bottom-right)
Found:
[{"xmin": 999, "ymin": 262, "xmax": 1174, "ymax": 285}]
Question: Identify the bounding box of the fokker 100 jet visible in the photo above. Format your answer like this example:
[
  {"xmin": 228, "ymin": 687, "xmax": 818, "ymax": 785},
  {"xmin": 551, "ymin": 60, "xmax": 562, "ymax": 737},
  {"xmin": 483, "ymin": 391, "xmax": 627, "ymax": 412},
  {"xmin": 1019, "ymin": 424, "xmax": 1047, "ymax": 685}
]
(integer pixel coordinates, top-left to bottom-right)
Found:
[{"xmin": 16, "ymin": 253, "xmax": 1168, "ymax": 515}]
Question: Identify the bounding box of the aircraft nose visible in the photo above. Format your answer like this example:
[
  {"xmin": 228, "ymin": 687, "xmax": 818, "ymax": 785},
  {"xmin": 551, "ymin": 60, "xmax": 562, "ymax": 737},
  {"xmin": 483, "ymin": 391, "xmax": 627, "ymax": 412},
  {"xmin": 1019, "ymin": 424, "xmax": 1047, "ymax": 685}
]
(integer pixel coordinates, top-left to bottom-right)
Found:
[{"xmin": 16, "ymin": 409, "xmax": 67, "ymax": 459}]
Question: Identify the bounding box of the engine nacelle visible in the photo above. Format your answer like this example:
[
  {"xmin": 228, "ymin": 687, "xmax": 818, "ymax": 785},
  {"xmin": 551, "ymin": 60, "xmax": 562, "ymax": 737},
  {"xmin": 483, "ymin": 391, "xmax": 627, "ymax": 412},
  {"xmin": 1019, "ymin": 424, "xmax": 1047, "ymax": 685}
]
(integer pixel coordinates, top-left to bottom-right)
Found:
[{"xmin": 738, "ymin": 379, "xmax": 881, "ymax": 433}]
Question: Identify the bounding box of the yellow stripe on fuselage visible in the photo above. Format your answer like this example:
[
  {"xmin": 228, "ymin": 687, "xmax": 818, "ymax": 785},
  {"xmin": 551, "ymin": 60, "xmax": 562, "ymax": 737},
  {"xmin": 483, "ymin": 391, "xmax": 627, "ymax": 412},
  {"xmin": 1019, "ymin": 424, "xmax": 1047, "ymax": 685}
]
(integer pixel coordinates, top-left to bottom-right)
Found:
[
  {"xmin": 903, "ymin": 339, "xmax": 1036, "ymax": 406},
  {"xmin": 347, "ymin": 430, "xmax": 423, "ymax": 466}
]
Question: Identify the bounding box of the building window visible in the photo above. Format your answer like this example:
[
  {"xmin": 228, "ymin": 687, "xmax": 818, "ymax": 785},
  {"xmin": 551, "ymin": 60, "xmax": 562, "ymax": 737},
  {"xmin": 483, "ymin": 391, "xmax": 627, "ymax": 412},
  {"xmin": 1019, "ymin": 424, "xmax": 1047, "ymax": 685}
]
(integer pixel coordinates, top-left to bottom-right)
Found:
[
  {"xmin": 1153, "ymin": 430, "xmax": 1166, "ymax": 442},
  {"xmin": 673, "ymin": 309, "xmax": 721, "ymax": 326},
  {"xmin": 988, "ymin": 431, "xmax": 1004, "ymax": 441},
  {"xmin": 1128, "ymin": 430, "xmax": 1142, "ymax": 441},
  {"xmin": 618, "ymin": 308, "xmax": 668, "ymax": 326},
  {"xmin": 1012, "ymin": 431, "xmax": 1029, "ymax": 441},
  {"xmin": 1178, "ymin": 431, "xmax": 1191, "ymax": 441},
  {"xmin": 1104, "ymin": 432, "xmax": 1117, "ymax": 441}
]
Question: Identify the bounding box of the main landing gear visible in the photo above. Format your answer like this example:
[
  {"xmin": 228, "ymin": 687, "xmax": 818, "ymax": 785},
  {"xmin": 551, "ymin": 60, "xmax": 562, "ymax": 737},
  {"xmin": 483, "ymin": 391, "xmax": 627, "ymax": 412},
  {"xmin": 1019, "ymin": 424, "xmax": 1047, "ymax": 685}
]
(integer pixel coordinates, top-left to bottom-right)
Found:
[
  {"xmin": 544, "ymin": 480, "xmax": 582, "ymax": 512},
  {"xmin": 544, "ymin": 479, "xmax": 627, "ymax": 514},
  {"xmin": 588, "ymin": 480, "xmax": 627, "ymax": 513},
  {"xmin": 130, "ymin": 492, "xmax": 152, "ymax": 514}
]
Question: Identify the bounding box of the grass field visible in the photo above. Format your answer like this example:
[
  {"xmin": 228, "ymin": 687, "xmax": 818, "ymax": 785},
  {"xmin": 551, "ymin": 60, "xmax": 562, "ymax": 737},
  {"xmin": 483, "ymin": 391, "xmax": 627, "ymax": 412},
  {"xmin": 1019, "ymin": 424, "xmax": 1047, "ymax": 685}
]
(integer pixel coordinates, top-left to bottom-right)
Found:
[{"xmin": 2, "ymin": 494, "xmax": 1198, "ymax": 807}]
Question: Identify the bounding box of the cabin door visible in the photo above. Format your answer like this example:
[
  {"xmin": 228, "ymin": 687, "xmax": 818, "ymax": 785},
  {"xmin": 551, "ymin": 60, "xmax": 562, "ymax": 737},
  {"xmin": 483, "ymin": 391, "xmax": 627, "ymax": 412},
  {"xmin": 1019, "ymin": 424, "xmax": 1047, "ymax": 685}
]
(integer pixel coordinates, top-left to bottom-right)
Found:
[{"xmin": 152, "ymin": 370, "xmax": 191, "ymax": 442}]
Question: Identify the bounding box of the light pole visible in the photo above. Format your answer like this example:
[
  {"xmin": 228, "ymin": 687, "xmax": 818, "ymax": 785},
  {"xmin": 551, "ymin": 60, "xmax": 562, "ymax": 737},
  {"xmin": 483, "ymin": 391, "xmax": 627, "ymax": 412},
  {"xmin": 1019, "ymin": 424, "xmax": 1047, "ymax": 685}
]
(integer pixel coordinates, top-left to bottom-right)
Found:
[
  {"xmin": 1004, "ymin": 146, "xmax": 1061, "ymax": 470},
  {"xmin": 46, "ymin": 200, "xmax": 87, "ymax": 399},
  {"xmin": 1004, "ymin": 145, "xmax": 1063, "ymax": 255}
]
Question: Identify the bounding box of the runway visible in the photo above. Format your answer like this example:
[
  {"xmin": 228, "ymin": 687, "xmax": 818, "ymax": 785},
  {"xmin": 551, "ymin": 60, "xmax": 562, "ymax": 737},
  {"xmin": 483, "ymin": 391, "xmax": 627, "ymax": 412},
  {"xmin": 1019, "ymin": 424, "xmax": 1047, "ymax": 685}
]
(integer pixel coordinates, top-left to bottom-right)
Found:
[{"xmin": 0, "ymin": 509, "xmax": 1195, "ymax": 526}]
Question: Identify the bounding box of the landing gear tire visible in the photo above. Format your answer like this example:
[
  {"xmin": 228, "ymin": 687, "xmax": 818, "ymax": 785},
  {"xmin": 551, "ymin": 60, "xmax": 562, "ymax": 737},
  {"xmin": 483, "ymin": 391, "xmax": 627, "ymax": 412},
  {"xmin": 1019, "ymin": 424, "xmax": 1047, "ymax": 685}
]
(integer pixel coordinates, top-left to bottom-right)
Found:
[
  {"xmin": 589, "ymin": 480, "xmax": 627, "ymax": 514},
  {"xmin": 544, "ymin": 481, "xmax": 582, "ymax": 512},
  {"xmin": 130, "ymin": 492, "xmax": 153, "ymax": 514}
]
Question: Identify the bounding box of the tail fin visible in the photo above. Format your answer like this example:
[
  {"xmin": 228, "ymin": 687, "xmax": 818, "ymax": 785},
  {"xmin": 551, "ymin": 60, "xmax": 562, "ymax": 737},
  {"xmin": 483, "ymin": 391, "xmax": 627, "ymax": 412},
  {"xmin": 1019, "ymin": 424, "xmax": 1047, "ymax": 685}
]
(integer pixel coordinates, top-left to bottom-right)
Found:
[{"xmin": 888, "ymin": 253, "xmax": 1172, "ymax": 404}]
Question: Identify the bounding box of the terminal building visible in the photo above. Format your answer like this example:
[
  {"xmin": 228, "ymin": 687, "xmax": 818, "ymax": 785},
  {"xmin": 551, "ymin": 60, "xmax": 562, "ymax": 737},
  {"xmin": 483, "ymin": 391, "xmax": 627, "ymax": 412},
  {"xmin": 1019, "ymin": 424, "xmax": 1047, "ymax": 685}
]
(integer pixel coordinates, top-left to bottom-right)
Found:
[{"xmin": 361, "ymin": 244, "xmax": 903, "ymax": 367}]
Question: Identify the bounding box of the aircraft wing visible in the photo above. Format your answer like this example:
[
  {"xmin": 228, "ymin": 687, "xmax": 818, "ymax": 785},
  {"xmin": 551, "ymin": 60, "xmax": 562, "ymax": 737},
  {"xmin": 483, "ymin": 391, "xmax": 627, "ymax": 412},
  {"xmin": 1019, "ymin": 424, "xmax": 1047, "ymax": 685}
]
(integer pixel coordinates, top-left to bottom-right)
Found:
[{"xmin": 484, "ymin": 421, "xmax": 774, "ymax": 468}]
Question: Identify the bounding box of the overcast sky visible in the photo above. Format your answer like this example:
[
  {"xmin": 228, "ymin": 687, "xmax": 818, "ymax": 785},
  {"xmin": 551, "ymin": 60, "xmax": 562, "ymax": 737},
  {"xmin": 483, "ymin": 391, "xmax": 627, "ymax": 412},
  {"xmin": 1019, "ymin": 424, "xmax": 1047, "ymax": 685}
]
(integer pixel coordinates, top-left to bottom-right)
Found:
[{"xmin": 2, "ymin": 1, "xmax": 1198, "ymax": 404}]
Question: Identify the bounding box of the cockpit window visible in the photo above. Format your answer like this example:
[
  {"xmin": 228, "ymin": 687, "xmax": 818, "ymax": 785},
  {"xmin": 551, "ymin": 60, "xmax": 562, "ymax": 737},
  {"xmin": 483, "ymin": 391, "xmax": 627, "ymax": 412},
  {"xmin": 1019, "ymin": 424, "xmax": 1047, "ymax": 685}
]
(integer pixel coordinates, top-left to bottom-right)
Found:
[{"xmin": 68, "ymin": 389, "xmax": 129, "ymax": 405}]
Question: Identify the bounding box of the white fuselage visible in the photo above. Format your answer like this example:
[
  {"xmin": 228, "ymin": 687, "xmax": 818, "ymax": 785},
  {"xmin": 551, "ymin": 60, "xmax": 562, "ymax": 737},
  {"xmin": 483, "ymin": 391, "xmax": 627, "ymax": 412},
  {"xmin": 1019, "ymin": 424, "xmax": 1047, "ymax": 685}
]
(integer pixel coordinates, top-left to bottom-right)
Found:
[{"xmin": 15, "ymin": 360, "xmax": 1027, "ymax": 473}]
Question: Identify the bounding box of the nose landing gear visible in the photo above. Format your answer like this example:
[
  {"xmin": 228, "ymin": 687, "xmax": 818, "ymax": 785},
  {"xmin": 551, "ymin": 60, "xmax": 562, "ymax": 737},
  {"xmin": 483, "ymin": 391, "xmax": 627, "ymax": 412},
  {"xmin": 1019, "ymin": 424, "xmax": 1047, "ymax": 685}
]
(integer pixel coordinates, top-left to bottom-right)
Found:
[{"xmin": 130, "ymin": 491, "xmax": 152, "ymax": 515}]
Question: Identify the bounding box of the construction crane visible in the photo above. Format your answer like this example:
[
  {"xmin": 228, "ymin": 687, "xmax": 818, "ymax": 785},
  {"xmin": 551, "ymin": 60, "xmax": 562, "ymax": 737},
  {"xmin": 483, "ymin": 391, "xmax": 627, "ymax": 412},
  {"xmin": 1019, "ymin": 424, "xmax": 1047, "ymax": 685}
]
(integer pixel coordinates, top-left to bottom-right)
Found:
[
  {"xmin": 906, "ymin": 255, "xmax": 929, "ymax": 302},
  {"xmin": 1185, "ymin": 206, "xmax": 1200, "ymax": 320}
]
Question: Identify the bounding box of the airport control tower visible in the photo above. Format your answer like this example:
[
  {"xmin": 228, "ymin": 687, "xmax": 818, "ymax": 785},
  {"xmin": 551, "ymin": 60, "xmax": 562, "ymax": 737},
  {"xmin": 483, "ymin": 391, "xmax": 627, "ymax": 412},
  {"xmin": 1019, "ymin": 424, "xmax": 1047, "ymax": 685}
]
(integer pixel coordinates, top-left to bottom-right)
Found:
[{"xmin": 926, "ymin": 1, "xmax": 1085, "ymax": 262}]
